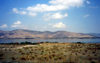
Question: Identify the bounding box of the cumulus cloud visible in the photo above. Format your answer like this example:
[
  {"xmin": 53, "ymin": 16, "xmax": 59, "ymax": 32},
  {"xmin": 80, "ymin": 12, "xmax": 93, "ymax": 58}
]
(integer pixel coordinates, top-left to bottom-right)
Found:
[
  {"xmin": 12, "ymin": 0, "xmax": 90, "ymax": 21},
  {"xmin": 11, "ymin": 20, "xmax": 28, "ymax": 29},
  {"xmin": 0, "ymin": 24, "xmax": 8, "ymax": 28},
  {"xmin": 28, "ymin": 12, "xmax": 37, "ymax": 16},
  {"xmin": 13, "ymin": 8, "xmax": 19, "ymax": 13},
  {"xmin": 13, "ymin": 8, "xmax": 27, "ymax": 15},
  {"xmin": 12, "ymin": 8, "xmax": 37, "ymax": 17},
  {"xmin": 53, "ymin": 22, "xmax": 66, "ymax": 28},
  {"xmin": 14, "ymin": 21, "xmax": 21, "ymax": 25},
  {"xmin": 27, "ymin": 0, "xmax": 85, "ymax": 12},
  {"xmin": 11, "ymin": 21, "xmax": 21, "ymax": 28},
  {"xmin": 27, "ymin": 4, "xmax": 65, "ymax": 12},
  {"xmin": 13, "ymin": 0, "xmax": 88, "ymax": 15},
  {"xmin": 44, "ymin": 12, "xmax": 68, "ymax": 21}
]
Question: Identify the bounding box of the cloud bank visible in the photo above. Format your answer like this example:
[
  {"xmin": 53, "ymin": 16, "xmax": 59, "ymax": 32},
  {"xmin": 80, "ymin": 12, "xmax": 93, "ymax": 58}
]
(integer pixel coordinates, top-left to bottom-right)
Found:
[
  {"xmin": 11, "ymin": 0, "xmax": 90, "ymax": 30},
  {"xmin": 0, "ymin": 24, "xmax": 8, "ymax": 28},
  {"xmin": 13, "ymin": 0, "xmax": 88, "ymax": 17}
]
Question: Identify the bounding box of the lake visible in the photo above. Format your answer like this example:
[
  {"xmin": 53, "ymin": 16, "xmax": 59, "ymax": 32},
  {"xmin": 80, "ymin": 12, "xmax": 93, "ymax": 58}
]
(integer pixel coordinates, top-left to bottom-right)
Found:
[{"xmin": 0, "ymin": 38, "xmax": 100, "ymax": 43}]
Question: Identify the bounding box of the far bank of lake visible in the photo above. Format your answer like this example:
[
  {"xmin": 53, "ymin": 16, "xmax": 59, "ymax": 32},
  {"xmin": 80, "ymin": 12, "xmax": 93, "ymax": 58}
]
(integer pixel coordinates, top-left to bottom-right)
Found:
[{"xmin": 0, "ymin": 38, "xmax": 100, "ymax": 43}]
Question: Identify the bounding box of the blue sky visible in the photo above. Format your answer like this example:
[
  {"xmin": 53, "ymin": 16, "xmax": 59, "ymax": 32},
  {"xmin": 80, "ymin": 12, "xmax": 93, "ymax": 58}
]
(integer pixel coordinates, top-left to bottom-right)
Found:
[{"xmin": 0, "ymin": 0, "xmax": 100, "ymax": 33}]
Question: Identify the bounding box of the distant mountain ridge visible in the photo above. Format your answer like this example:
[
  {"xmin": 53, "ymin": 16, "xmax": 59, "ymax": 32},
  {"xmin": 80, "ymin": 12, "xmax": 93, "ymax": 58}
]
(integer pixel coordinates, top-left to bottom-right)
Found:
[
  {"xmin": 0, "ymin": 29, "xmax": 98, "ymax": 39},
  {"xmin": 86, "ymin": 33, "xmax": 100, "ymax": 37}
]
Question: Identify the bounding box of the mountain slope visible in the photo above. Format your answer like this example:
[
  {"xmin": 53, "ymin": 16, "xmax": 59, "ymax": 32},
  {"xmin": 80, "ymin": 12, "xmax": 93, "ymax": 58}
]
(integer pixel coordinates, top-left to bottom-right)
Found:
[
  {"xmin": 0, "ymin": 29, "xmax": 94, "ymax": 39},
  {"xmin": 86, "ymin": 33, "xmax": 100, "ymax": 37}
]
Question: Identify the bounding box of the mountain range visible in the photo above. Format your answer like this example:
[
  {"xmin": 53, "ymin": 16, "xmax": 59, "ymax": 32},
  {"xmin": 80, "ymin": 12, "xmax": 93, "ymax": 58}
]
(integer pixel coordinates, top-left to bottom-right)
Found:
[{"xmin": 0, "ymin": 29, "xmax": 99, "ymax": 39}]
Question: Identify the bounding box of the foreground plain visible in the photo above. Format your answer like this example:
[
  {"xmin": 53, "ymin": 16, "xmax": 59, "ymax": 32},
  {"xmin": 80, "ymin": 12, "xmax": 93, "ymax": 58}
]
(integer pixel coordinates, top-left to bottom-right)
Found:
[{"xmin": 0, "ymin": 43, "xmax": 100, "ymax": 63}]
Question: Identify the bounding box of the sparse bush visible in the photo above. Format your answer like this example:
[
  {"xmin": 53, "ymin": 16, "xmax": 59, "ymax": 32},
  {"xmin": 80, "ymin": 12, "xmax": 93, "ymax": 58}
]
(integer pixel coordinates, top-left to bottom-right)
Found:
[{"xmin": 0, "ymin": 43, "xmax": 100, "ymax": 63}]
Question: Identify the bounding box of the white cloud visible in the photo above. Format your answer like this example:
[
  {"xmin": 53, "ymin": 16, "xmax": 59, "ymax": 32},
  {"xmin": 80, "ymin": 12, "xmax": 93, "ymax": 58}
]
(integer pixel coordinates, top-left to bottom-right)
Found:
[
  {"xmin": 53, "ymin": 22, "xmax": 66, "ymax": 28},
  {"xmin": 27, "ymin": 0, "xmax": 85, "ymax": 12},
  {"xmin": 11, "ymin": 20, "xmax": 29, "ymax": 29},
  {"xmin": 28, "ymin": 12, "xmax": 37, "ymax": 16},
  {"xmin": 44, "ymin": 12, "xmax": 68, "ymax": 21},
  {"xmin": 13, "ymin": 0, "xmax": 88, "ymax": 14},
  {"xmin": 12, "ymin": 8, "xmax": 38, "ymax": 17},
  {"xmin": 27, "ymin": 4, "xmax": 65, "ymax": 12},
  {"xmin": 86, "ymin": 1, "xmax": 90, "ymax": 4},
  {"xmin": 13, "ymin": 8, "xmax": 27, "ymax": 15},
  {"xmin": 12, "ymin": 0, "xmax": 89, "ymax": 20},
  {"xmin": 20, "ymin": 11, "xmax": 27, "ymax": 15},
  {"xmin": 84, "ymin": 14, "xmax": 90, "ymax": 18},
  {"xmin": 0, "ymin": 24, "xmax": 8, "ymax": 28},
  {"xmin": 11, "ymin": 20, "xmax": 28, "ymax": 29},
  {"xmin": 14, "ymin": 21, "xmax": 21, "ymax": 25},
  {"xmin": 13, "ymin": 8, "xmax": 19, "ymax": 13},
  {"xmin": 49, "ymin": 0, "xmax": 84, "ymax": 7},
  {"xmin": 11, "ymin": 21, "xmax": 21, "ymax": 28}
]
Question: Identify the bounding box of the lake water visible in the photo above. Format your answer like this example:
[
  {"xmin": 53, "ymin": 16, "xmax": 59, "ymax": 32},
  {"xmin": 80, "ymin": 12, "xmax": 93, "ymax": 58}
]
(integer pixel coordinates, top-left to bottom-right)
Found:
[{"xmin": 0, "ymin": 38, "xmax": 100, "ymax": 43}]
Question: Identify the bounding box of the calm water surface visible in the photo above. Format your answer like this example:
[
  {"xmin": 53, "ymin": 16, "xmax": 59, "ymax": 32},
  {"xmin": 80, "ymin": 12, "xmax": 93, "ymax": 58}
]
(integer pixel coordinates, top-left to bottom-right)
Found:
[{"xmin": 0, "ymin": 38, "xmax": 100, "ymax": 43}]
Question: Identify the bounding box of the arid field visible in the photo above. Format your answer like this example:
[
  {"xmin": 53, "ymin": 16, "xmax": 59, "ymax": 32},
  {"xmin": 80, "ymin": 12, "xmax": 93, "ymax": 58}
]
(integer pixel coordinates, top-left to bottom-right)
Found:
[{"xmin": 0, "ymin": 43, "xmax": 100, "ymax": 63}]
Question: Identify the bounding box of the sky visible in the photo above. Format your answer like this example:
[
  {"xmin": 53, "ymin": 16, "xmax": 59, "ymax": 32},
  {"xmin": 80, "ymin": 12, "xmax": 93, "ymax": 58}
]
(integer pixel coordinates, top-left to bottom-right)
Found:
[{"xmin": 0, "ymin": 0, "xmax": 100, "ymax": 33}]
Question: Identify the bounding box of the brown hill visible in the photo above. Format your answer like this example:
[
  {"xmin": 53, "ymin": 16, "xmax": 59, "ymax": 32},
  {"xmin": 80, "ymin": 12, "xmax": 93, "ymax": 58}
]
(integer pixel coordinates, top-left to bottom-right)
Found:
[{"xmin": 0, "ymin": 29, "xmax": 94, "ymax": 39}]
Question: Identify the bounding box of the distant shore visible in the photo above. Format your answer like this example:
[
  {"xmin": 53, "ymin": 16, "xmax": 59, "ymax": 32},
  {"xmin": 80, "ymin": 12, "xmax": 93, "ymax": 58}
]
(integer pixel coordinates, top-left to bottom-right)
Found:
[{"xmin": 0, "ymin": 37, "xmax": 100, "ymax": 39}]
